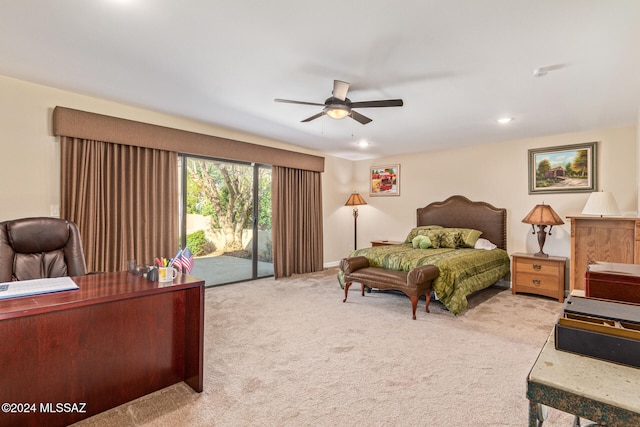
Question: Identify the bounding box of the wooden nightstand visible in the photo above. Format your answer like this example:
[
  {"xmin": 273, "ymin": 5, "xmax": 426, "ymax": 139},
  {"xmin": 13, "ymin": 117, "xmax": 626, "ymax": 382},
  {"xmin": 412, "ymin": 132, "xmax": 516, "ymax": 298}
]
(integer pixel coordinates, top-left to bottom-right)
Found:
[
  {"xmin": 371, "ymin": 240, "xmax": 403, "ymax": 247},
  {"xmin": 512, "ymin": 252, "xmax": 566, "ymax": 302}
]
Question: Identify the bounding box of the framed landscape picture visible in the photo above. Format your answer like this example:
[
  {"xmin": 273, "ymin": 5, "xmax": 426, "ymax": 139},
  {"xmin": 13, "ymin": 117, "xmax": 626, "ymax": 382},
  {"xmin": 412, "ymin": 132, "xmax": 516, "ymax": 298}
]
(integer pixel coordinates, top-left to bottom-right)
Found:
[
  {"xmin": 370, "ymin": 164, "xmax": 400, "ymax": 196},
  {"xmin": 528, "ymin": 142, "xmax": 596, "ymax": 194}
]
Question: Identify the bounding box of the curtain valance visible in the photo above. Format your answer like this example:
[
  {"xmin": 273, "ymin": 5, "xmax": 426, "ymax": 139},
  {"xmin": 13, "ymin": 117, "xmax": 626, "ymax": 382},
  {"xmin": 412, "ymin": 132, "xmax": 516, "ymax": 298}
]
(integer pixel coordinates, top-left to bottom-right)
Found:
[{"xmin": 53, "ymin": 106, "xmax": 325, "ymax": 172}]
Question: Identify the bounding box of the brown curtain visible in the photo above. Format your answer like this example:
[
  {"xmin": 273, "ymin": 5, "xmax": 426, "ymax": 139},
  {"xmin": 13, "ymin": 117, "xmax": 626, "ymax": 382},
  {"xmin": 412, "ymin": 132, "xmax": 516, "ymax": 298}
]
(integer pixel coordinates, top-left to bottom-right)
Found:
[
  {"xmin": 272, "ymin": 166, "xmax": 323, "ymax": 278},
  {"xmin": 60, "ymin": 136, "xmax": 178, "ymax": 272}
]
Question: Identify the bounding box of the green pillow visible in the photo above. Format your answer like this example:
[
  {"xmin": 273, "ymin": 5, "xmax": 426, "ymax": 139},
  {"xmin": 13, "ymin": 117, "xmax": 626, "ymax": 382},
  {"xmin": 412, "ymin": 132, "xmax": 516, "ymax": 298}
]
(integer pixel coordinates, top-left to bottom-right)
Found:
[
  {"xmin": 421, "ymin": 230, "xmax": 442, "ymax": 248},
  {"xmin": 419, "ymin": 236, "xmax": 432, "ymax": 249},
  {"xmin": 442, "ymin": 228, "xmax": 483, "ymax": 248},
  {"xmin": 404, "ymin": 225, "xmax": 443, "ymax": 243},
  {"xmin": 407, "ymin": 226, "xmax": 481, "ymax": 248},
  {"xmin": 439, "ymin": 230, "xmax": 464, "ymax": 248},
  {"xmin": 412, "ymin": 235, "xmax": 433, "ymax": 249}
]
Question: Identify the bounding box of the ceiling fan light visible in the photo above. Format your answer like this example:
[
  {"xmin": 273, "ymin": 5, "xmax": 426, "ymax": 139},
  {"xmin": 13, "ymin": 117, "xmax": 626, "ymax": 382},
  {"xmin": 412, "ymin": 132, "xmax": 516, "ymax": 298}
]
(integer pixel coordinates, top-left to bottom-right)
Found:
[{"xmin": 325, "ymin": 105, "xmax": 350, "ymax": 119}]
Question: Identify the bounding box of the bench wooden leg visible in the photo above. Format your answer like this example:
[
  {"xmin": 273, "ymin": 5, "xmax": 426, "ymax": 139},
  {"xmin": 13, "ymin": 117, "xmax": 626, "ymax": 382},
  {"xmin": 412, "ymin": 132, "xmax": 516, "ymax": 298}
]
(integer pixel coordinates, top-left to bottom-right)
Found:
[
  {"xmin": 410, "ymin": 296, "xmax": 418, "ymax": 320},
  {"xmin": 425, "ymin": 293, "xmax": 431, "ymax": 313},
  {"xmin": 360, "ymin": 283, "xmax": 366, "ymax": 297},
  {"xmin": 343, "ymin": 281, "xmax": 352, "ymax": 303}
]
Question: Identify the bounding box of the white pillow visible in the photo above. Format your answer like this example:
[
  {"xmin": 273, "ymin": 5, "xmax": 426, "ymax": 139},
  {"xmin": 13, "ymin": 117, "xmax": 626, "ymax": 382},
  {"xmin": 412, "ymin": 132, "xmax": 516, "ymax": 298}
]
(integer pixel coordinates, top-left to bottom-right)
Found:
[{"xmin": 474, "ymin": 238, "xmax": 497, "ymax": 250}]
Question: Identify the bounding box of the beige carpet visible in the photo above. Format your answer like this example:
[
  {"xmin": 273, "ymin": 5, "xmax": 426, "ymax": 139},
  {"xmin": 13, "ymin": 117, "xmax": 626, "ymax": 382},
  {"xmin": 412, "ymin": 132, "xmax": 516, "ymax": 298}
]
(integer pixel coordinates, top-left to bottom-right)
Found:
[{"xmin": 74, "ymin": 268, "xmax": 577, "ymax": 426}]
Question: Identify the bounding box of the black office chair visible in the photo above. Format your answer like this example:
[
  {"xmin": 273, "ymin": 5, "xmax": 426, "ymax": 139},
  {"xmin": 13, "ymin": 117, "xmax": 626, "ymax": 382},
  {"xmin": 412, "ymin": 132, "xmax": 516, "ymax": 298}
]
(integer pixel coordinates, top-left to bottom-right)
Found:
[{"xmin": 0, "ymin": 217, "xmax": 88, "ymax": 282}]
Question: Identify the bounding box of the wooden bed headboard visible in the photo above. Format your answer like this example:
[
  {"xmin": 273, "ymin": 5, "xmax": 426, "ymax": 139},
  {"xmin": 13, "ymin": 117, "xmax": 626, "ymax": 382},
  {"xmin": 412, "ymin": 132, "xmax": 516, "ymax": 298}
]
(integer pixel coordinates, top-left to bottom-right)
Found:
[{"xmin": 416, "ymin": 195, "xmax": 507, "ymax": 250}]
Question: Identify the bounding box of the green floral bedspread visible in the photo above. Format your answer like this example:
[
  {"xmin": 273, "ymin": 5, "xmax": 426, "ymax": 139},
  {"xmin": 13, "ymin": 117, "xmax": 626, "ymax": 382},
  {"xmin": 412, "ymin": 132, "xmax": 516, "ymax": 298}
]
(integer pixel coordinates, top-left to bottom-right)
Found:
[{"xmin": 338, "ymin": 243, "xmax": 510, "ymax": 315}]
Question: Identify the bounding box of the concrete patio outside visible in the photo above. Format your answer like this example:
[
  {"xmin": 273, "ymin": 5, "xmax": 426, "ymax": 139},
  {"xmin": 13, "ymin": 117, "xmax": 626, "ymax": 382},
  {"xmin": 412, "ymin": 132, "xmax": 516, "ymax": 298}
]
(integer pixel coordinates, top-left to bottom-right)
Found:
[{"xmin": 190, "ymin": 254, "xmax": 274, "ymax": 286}]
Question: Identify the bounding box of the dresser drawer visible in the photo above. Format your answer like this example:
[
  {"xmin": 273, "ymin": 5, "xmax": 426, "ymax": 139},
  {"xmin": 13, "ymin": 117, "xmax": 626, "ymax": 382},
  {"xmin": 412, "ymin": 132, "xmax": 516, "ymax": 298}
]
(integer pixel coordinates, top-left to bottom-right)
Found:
[{"xmin": 514, "ymin": 258, "xmax": 561, "ymax": 277}]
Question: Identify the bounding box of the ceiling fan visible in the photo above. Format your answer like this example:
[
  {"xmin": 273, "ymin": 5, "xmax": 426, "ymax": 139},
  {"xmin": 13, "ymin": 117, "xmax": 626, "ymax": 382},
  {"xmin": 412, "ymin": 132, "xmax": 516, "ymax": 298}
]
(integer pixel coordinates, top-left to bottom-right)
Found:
[{"xmin": 274, "ymin": 80, "xmax": 403, "ymax": 125}]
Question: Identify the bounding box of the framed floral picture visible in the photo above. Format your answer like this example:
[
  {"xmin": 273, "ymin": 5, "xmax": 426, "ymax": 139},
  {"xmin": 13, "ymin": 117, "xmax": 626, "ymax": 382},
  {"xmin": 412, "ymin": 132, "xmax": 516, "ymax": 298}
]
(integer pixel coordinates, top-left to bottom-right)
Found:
[
  {"xmin": 528, "ymin": 142, "xmax": 596, "ymax": 194},
  {"xmin": 370, "ymin": 164, "xmax": 400, "ymax": 196}
]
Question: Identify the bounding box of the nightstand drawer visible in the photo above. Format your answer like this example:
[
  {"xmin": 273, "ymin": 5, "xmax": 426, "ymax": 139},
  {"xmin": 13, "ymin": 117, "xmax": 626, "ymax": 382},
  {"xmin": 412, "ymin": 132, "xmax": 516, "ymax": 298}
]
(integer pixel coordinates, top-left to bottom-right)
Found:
[
  {"xmin": 515, "ymin": 272, "xmax": 560, "ymax": 292},
  {"xmin": 514, "ymin": 258, "xmax": 562, "ymax": 277}
]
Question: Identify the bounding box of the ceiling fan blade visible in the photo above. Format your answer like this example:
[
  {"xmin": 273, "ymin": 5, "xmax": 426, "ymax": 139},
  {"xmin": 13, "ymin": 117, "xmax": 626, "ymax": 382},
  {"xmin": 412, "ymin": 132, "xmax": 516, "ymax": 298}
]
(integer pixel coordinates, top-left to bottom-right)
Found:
[
  {"xmin": 301, "ymin": 111, "xmax": 326, "ymax": 122},
  {"xmin": 274, "ymin": 98, "xmax": 324, "ymax": 107},
  {"xmin": 350, "ymin": 99, "xmax": 404, "ymax": 108},
  {"xmin": 350, "ymin": 110, "xmax": 372, "ymax": 125},
  {"xmin": 332, "ymin": 80, "xmax": 350, "ymax": 101}
]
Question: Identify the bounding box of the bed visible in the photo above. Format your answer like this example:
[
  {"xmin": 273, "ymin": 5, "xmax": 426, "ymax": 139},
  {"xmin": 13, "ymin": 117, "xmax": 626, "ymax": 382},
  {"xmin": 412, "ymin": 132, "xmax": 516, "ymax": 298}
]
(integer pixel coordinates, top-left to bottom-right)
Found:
[{"xmin": 338, "ymin": 195, "xmax": 511, "ymax": 315}]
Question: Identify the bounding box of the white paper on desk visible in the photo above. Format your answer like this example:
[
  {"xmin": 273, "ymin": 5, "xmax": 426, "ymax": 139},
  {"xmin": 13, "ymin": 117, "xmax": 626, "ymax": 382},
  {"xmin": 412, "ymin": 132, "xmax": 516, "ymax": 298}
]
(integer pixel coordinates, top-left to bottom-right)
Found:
[{"xmin": 0, "ymin": 276, "xmax": 79, "ymax": 300}]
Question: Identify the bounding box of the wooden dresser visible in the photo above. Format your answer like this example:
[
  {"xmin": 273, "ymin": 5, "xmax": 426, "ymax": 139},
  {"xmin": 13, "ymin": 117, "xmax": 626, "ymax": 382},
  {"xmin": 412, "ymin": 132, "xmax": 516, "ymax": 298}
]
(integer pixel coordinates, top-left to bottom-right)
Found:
[{"xmin": 568, "ymin": 216, "xmax": 640, "ymax": 293}]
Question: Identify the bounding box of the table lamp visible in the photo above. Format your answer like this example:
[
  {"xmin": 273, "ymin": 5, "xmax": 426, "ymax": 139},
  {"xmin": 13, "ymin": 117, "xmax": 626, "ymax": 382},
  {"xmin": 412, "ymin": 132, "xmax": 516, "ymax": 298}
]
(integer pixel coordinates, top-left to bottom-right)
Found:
[
  {"xmin": 581, "ymin": 191, "xmax": 620, "ymax": 217},
  {"xmin": 522, "ymin": 203, "xmax": 564, "ymax": 257},
  {"xmin": 345, "ymin": 192, "xmax": 367, "ymax": 250}
]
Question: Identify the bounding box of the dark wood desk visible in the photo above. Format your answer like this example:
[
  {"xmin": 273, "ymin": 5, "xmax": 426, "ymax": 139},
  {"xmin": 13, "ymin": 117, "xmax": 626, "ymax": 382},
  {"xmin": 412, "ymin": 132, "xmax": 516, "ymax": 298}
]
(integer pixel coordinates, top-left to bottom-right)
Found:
[{"xmin": 0, "ymin": 271, "xmax": 204, "ymax": 427}]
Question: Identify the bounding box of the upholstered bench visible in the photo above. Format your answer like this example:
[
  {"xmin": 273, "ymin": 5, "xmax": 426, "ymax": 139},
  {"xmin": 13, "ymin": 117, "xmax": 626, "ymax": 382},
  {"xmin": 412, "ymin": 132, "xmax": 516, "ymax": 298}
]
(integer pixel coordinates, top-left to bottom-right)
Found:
[{"xmin": 340, "ymin": 256, "xmax": 440, "ymax": 320}]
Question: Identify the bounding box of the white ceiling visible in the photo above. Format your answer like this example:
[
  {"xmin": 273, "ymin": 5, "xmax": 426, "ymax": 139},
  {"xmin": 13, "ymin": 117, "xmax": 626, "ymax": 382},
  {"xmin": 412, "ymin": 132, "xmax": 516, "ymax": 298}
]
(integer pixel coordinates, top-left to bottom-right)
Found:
[{"xmin": 1, "ymin": 1, "xmax": 639, "ymax": 160}]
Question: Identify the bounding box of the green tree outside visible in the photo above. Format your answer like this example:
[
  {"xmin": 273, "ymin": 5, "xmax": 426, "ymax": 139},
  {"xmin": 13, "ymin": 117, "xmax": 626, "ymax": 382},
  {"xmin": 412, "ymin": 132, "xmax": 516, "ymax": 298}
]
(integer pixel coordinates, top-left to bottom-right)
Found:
[{"xmin": 186, "ymin": 159, "xmax": 271, "ymax": 253}]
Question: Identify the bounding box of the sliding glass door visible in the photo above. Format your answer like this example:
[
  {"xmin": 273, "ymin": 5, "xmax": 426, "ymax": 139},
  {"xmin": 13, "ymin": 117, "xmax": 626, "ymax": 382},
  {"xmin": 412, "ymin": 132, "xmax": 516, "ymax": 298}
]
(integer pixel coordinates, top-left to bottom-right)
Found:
[{"xmin": 180, "ymin": 156, "xmax": 273, "ymax": 286}]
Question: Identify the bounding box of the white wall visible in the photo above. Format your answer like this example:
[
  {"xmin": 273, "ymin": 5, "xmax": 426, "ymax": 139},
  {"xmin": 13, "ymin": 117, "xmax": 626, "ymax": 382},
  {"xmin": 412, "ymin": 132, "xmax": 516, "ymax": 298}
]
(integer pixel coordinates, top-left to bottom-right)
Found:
[
  {"xmin": 0, "ymin": 76, "xmax": 60, "ymax": 219},
  {"xmin": 321, "ymin": 127, "xmax": 636, "ymax": 266},
  {"xmin": 2, "ymin": 75, "xmax": 637, "ymax": 271},
  {"xmin": 321, "ymin": 155, "xmax": 358, "ymax": 262},
  {"xmin": 637, "ymin": 105, "xmax": 640, "ymax": 214}
]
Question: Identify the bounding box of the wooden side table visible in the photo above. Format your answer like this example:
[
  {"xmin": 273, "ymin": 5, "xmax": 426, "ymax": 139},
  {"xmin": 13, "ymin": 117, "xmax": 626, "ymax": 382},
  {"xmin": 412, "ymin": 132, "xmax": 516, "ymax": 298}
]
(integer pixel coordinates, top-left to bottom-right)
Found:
[
  {"xmin": 512, "ymin": 252, "xmax": 566, "ymax": 302},
  {"xmin": 371, "ymin": 240, "xmax": 403, "ymax": 247}
]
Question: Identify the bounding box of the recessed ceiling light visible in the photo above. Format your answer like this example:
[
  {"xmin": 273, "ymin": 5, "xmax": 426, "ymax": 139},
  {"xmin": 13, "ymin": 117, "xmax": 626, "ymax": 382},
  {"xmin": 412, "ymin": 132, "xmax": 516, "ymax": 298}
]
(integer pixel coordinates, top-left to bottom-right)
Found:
[
  {"xmin": 496, "ymin": 117, "xmax": 513, "ymax": 124},
  {"xmin": 533, "ymin": 68, "xmax": 547, "ymax": 78},
  {"xmin": 357, "ymin": 140, "xmax": 369, "ymax": 147},
  {"xmin": 533, "ymin": 64, "xmax": 564, "ymax": 78}
]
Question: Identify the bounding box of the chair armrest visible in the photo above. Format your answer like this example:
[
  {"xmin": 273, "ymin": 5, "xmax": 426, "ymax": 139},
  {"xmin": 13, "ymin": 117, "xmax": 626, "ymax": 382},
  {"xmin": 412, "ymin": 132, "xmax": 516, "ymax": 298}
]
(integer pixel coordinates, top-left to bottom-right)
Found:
[
  {"xmin": 407, "ymin": 265, "xmax": 439, "ymax": 286},
  {"xmin": 339, "ymin": 256, "xmax": 369, "ymax": 274}
]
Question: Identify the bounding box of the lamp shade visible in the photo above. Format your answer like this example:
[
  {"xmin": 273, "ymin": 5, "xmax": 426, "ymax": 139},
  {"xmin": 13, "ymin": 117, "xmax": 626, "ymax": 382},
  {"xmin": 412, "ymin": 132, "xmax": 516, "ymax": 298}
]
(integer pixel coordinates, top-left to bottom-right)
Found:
[
  {"xmin": 522, "ymin": 203, "xmax": 564, "ymax": 257},
  {"xmin": 581, "ymin": 191, "xmax": 620, "ymax": 217},
  {"xmin": 522, "ymin": 203, "xmax": 564, "ymax": 226},
  {"xmin": 345, "ymin": 192, "xmax": 367, "ymax": 206}
]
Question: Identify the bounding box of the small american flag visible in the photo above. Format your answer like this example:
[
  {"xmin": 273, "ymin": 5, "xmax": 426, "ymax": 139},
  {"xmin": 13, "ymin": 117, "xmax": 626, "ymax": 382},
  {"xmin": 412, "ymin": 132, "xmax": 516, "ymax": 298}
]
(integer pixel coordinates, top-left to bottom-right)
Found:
[
  {"xmin": 170, "ymin": 249, "xmax": 183, "ymax": 272},
  {"xmin": 172, "ymin": 255, "xmax": 183, "ymax": 272},
  {"xmin": 180, "ymin": 247, "xmax": 194, "ymax": 273}
]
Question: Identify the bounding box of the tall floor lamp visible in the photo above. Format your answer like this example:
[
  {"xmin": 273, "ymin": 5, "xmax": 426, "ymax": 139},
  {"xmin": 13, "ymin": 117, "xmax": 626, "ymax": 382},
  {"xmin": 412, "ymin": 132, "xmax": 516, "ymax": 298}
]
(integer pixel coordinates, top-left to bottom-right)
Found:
[{"xmin": 345, "ymin": 192, "xmax": 367, "ymax": 250}]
